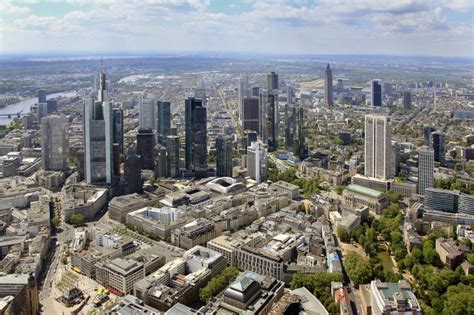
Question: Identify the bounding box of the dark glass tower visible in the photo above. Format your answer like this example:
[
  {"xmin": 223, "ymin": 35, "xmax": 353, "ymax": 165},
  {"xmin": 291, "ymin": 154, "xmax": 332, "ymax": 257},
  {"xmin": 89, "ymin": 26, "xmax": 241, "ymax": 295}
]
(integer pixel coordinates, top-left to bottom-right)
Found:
[
  {"xmin": 216, "ymin": 135, "xmax": 233, "ymax": 177},
  {"xmin": 432, "ymin": 131, "xmax": 445, "ymax": 165},
  {"xmin": 267, "ymin": 71, "xmax": 278, "ymax": 90},
  {"xmin": 112, "ymin": 108, "xmax": 124, "ymax": 154},
  {"xmin": 185, "ymin": 97, "xmax": 208, "ymax": 178},
  {"xmin": 403, "ymin": 91, "xmax": 411, "ymax": 110},
  {"xmin": 124, "ymin": 147, "xmax": 143, "ymax": 194},
  {"xmin": 267, "ymin": 91, "xmax": 278, "ymax": 152},
  {"xmin": 242, "ymin": 96, "xmax": 259, "ymax": 133},
  {"xmin": 157, "ymin": 101, "xmax": 171, "ymax": 145},
  {"xmin": 324, "ymin": 64, "xmax": 333, "ymax": 107},
  {"xmin": 371, "ymin": 80, "xmax": 382, "ymax": 106},
  {"xmin": 137, "ymin": 128, "xmax": 155, "ymax": 170}
]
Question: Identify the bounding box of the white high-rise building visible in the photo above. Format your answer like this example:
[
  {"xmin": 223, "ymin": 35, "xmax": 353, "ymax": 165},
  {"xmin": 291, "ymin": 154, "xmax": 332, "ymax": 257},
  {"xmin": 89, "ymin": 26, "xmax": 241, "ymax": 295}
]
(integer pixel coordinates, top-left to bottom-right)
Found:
[
  {"xmin": 364, "ymin": 114, "xmax": 391, "ymax": 180},
  {"xmin": 41, "ymin": 115, "xmax": 69, "ymax": 171},
  {"xmin": 238, "ymin": 77, "xmax": 249, "ymax": 122},
  {"xmin": 418, "ymin": 146, "xmax": 434, "ymax": 195},
  {"xmin": 247, "ymin": 140, "xmax": 267, "ymax": 182},
  {"xmin": 139, "ymin": 97, "xmax": 157, "ymax": 130}
]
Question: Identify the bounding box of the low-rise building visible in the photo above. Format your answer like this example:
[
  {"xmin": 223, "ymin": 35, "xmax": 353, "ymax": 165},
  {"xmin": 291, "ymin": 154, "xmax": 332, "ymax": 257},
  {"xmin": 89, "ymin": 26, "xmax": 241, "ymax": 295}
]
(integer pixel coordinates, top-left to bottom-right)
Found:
[
  {"xmin": 171, "ymin": 218, "xmax": 216, "ymax": 250},
  {"xmin": 108, "ymin": 193, "xmax": 162, "ymax": 223},
  {"xmin": 342, "ymin": 184, "xmax": 388, "ymax": 215},
  {"xmin": 435, "ymin": 238, "xmax": 463, "ymax": 269},
  {"xmin": 60, "ymin": 184, "xmax": 108, "ymax": 221}
]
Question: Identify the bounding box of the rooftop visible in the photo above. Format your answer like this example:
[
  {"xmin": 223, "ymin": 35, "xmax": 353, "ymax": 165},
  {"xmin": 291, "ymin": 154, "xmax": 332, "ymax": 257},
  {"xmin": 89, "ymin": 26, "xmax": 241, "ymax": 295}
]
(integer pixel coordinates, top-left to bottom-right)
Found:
[{"xmin": 346, "ymin": 184, "xmax": 383, "ymax": 198}]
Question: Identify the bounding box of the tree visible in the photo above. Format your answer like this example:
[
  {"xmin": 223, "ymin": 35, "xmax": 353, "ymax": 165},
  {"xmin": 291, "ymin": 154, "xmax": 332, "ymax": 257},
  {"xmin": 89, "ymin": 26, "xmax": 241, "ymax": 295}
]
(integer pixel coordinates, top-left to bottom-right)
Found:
[
  {"xmin": 199, "ymin": 267, "xmax": 239, "ymax": 302},
  {"xmin": 335, "ymin": 185, "xmax": 345, "ymax": 195},
  {"xmin": 385, "ymin": 190, "xmax": 402, "ymax": 204},
  {"xmin": 344, "ymin": 252, "xmax": 374, "ymax": 285},
  {"xmin": 51, "ymin": 216, "xmax": 61, "ymax": 228},
  {"xmin": 61, "ymin": 256, "xmax": 68, "ymax": 265},
  {"xmin": 70, "ymin": 213, "xmax": 85, "ymax": 227},
  {"xmin": 337, "ymin": 227, "xmax": 350, "ymax": 243}
]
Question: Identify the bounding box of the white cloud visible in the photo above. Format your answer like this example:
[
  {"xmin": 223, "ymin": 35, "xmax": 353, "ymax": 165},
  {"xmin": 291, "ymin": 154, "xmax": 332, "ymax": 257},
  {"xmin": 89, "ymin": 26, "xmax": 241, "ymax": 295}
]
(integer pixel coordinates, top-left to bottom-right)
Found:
[{"xmin": 0, "ymin": 0, "xmax": 31, "ymax": 14}]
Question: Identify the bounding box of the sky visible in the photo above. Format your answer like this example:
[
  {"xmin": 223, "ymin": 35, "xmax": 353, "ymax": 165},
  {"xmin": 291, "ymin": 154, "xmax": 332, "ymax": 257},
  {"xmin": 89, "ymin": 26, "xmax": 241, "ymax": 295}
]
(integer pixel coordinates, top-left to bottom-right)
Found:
[{"xmin": 0, "ymin": 0, "xmax": 473, "ymax": 57}]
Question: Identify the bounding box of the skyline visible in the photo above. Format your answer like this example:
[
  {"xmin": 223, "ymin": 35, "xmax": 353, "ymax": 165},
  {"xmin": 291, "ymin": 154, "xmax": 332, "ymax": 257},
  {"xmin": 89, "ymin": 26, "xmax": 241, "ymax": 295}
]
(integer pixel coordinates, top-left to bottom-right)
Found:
[{"xmin": 1, "ymin": 0, "xmax": 473, "ymax": 58}]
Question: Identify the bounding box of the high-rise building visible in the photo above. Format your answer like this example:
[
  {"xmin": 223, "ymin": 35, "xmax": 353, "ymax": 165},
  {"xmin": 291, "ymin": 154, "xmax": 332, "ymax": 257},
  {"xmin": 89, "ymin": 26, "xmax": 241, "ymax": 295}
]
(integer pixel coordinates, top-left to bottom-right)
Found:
[
  {"xmin": 112, "ymin": 108, "xmax": 124, "ymax": 154},
  {"xmin": 294, "ymin": 106, "xmax": 307, "ymax": 160},
  {"xmin": 364, "ymin": 114, "xmax": 391, "ymax": 180},
  {"xmin": 46, "ymin": 100, "xmax": 57, "ymax": 113},
  {"xmin": 267, "ymin": 71, "xmax": 278, "ymax": 90},
  {"xmin": 403, "ymin": 91, "xmax": 411, "ymax": 110},
  {"xmin": 84, "ymin": 99, "xmax": 114, "ymax": 184},
  {"xmin": 247, "ymin": 140, "xmax": 267, "ymax": 183},
  {"xmin": 166, "ymin": 135, "xmax": 180, "ymax": 178},
  {"xmin": 383, "ymin": 82, "xmax": 393, "ymax": 96},
  {"xmin": 251, "ymin": 86, "xmax": 260, "ymax": 97},
  {"xmin": 156, "ymin": 147, "xmax": 168, "ymax": 178},
  {"xmin": 423, "ymin": 126, "xmax": 436, "ymax": 146},
  {"xmin": 432, "ymin": 131, "xmax": 445, "ymax": 165},
  {"xmin": 267, "ymin": 91, "xmax": 279, "ymax": 152},
  {"xmin": 238, "ymin": 77, "xmax": 249, "ymax": 122},
  {"xmin": 242, "ymin": 96, "xmax": 259, "ymax": 133},
  {"xmin": 418, "ymin": 146, "xmax": 434, "ymax": 195},
  {"xmin": 38, "ymin": 89, "xmax": 47, "ymax": 103},
  {"xmin": 259, "ymin": 89, "xmax": 269, "ymax": 143},
  {"xmin": 139, "ymin": 97, "xmax": 157, "ymax": 130},
  {"xmin": 216, "ymin": 135, "xmax": 233, "ymax": 177},
  {"xmin": 137, "ymin": 129, "xmax": 155, "ymax": 170},
  {"xmin": 41, "ymin": 115, "xmax": 69, "ymax": 172},
  {"xmin": 157, "ymin": 101, "xmax": 171, "ymax": 145},
  {"xmin": 37, "ymin": 102, "xmax": 48, "ymax": 121},
  {"xmin": 391, "ymin": 140, "xmax": 400, "ymax": 177},
  {"xmin": 185, "ymin": 97, "xmax": 208, "ymax": 178},
  {"xmin": 284, "ymin": 104, "xmax": 296, "ymax": 148},
  {"xmin": 124, "ymin": 147, "xmax": 143, "ymax": 194},
  {"xmin": 371, "ymin": 79, "xmax": 383, "ymax": 107},
  {"xmin": 324, "ymin": 64, "xmax": 333, "ymax": 107}
]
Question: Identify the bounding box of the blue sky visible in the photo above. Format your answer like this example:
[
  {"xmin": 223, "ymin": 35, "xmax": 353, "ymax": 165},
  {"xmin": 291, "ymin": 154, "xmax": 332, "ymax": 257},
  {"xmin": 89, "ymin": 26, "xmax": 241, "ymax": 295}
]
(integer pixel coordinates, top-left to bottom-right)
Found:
[{"xmin": 0, "ymin": 0, "xmax": 473, "ymax": 57}]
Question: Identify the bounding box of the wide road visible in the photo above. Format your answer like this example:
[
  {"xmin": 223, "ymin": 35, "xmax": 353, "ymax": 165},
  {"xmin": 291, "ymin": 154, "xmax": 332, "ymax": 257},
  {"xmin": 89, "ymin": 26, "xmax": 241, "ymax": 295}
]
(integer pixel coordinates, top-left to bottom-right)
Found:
[{"xmin": 217, "ymin": 88, "xmax": 242, "ymax": 136}]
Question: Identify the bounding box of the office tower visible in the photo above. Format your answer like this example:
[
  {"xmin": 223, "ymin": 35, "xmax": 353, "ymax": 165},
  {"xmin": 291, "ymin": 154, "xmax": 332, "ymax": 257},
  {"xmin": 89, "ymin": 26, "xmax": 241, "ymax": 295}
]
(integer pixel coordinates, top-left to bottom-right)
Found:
[
  {"xmin": 156, "ymin": 147, "xmax": 168, "ymax": 178},
  {"xmin": 243, "ymin": 130, "xmax": 258, "ymax": 154},
  {"xmin": 391, "ymin": 141, "xmax": 400, "ymax": 177},
  {"xmin": 38, "ymin": 89, "xmax": 47, "ymax": 103},
  {"xmin": 287, "ymin": 85, "xmax": 294, "ymax": 104},
  {"xmin": 364, "ymin": 114, "xmax": 391, "ymax": 180},
  {"xmin": 112, "ymin": 108, "xmax": 124, "ymax": 154},
  {"xmin": 157, "ymin": 101, "xmax": 171, "ymax": 145},
  {"xmin": 432, "ymin": 131, "xmax": 445, "ymax": 165},
  {"xmin": 242, "ymin": 96, "xmax": 260, "ymax": 133},
  {"xmin": 112, "ymin": 143, "xmax": 120, "ymax": 177},
  {"xmin": 139, "ymin": 97, "xmax": 157, "ymax": 130},
  {"xmin": 247, "ymin": 140, "xmax": 267, "ymax": 182},
  {"xmin": 371, "ymin": 80, "xmax": 383, "ymax": 107},
  {"xmin": 294, "ymin": 106, "xmax": 307, "ymax": 160},
  {"xmin": 383, "ymin": 82, "xmax": 393, "ymax": 96},
  {"xmin": 124, "ymin": 148, "xmax": 143, "ymax": 194},
  {"xmin": 423, "ymin": 126, "xmax": 436, "ymax": 146},
  {"xmin": 284, "ymin": 104, "xmax": 296, "ymax": 148},
  {"xmin": 267, "ymin": 91, "xmax": 279, "ymax": 152},
  {"xmin": 137, "ymin": 129, "xmax": 155, "ymax": 170},
  {"xmin": 418, "ymin": 146, "xmax": 434, "ymax": 195},
  {"xmin": 167, "ymin": 135, "xmax": 180, "ymax": 178},
  {"xmin": 46, "ymin": 100, "xmax": 57, "ymax": 113},
  {"xmin": 267, "ymin": 71, "xmax": 278, "ymax": 90},
  {"xmin": 37, "ymin": 102, "xmax": 48, "ymax": 121},
  {"xmin": 185, "ymin": 97, "xmax": 208, "ymax": 178},
  {"xmin": 84, "ymin": 99, "xmax": 114, "ymax": 184},
  {"xmin": 403, "ymin": 91, "xmax": 411, "ymax": 110},
  {"xmin": 259, "ymin": 89, "xmax": 269, "ymax": 143},
  {"xmin": 41, "ymin": 115, "xmax": 69, "ymax": 171},
  {"xmin": 238, "ymin": 77, "xmax": 249, "ymax": 122},
  {"xmin": 216, "ymin": 135, "xmax": 233, "ymax": 177},
  {"xmin": 251, "ymin": 87, "xmax": 260, "ymax": 97},
  {"xmin": 324, "ymin": 64, "xmax": 333, "ymax": 107}
]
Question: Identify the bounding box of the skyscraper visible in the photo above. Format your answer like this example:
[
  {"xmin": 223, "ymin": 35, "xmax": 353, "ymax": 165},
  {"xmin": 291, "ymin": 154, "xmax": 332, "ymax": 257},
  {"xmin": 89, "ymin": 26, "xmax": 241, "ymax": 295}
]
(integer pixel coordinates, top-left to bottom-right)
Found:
[
  {"xmin": 124, "ymin": 147, "xmax": 143, "ymax": 194},
  {"xmin": 137, "ymin": 128, "xmax": 155, "ymax": 170},
  {"xmin": 38, "ymin": 89, "xmax": 47, "ymax": 103},
  {"xmin": 267, "ymin": 71, "xmax": 278, "ymax": 90},
  {"xmin": 287, "ymin": 85, "xmax": 294, "ymax": 104},
  {"xmin": 185, "ymin": 97, "xmax": 208, "ymax": 178},
  {"xmin": 112, "ymin": 108, "xmax": 124, "ymax": 154},
  {"xmin": 371, "ymin": 80, "xmax": 383, "ymax": 107},
  {"xmin": 84, "ymin": 99, "xmax": 114, "ymax": 184},
  {"xmin": 432, "ymin": 131, "xmax": 445, "ymax": 165},
  {"xmin": 418, "ymin": 146, "xmax": 434, "ymax": 195},
  {"xmin": 139, "ymin": 97, "xmax": 157, "ymax": 130},
  {"xmin": 238, "ymin": 77, "xmax": 249, "ymax": 122},
  {"xmin": 242, "ymin": 96, "xmax": 259, "ymax": 133},
  {"xmin": 247, "ymin": 140, "xmax": 267, "ymax": 183},
  {"xmin": 157, "ymin": 101, "xmax": 171, "ymax": 145},
  {"xmin": 284, "ymin": 104, "xmax": 296, "ymax": 148},
  {"xmin": 364, "ymin": 114, "xmax": 391, "ymax": 180},
  {"xmin": 324, "ymin": 64, "xmax": 334, "ymax": 107},
  {"xmin": 403, "ymin": 91, "xmax": 411, "ymax": 110},
  {"xmin": 216, "ymin": 135, "xmax": 233, "ymax": 177},
  {"xmin": 41, "ymin": 115, "xmax": 69, "ymax": 172},
  {"xmin": 259, "ymin": 89, "xmax": 269, "ymax": 144},
  {"xmin": 267, "ymin": 91, "xmax": 279, "ymax": 152},
  {"xmin": 156, "ymin": 147, "xmax": 168, "ymax": 178},
  {"xmin": 166, "ymin": 135, "xmax": 180, "ymax": 178},
  {"xmin": 423, "ymin": 126, "xmax": 436, "ymax": 146},
  {"xmin": 294, "ymin": 106, "xmax": 307, "ymax": 160}
]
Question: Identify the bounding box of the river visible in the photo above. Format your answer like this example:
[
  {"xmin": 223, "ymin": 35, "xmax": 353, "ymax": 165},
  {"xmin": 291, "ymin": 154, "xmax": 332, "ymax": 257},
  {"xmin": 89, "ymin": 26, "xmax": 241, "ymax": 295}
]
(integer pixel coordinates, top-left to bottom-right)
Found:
[{"xmin": 0, "ymin": 91, "xmax": 79, "ymax": 125}]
